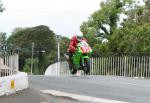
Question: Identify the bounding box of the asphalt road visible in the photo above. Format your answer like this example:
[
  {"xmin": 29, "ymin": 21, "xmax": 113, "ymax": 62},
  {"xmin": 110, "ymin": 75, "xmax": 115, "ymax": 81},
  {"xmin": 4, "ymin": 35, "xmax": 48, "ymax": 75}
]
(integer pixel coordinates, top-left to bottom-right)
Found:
[
  {"xmin": 1, "ymin": 75, "xmax": 150, "ymax": 103},
  {"xmin": 29, "ymin": 75, "xmax": 150, "ymax": 103}
]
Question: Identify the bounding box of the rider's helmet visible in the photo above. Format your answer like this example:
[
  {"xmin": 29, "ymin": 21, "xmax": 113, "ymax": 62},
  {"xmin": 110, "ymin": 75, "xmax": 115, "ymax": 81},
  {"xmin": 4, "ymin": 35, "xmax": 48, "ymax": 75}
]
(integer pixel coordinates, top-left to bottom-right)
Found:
[{"xmin": 76, "ymin": 35, "xmax": 83, "ymax": 42}]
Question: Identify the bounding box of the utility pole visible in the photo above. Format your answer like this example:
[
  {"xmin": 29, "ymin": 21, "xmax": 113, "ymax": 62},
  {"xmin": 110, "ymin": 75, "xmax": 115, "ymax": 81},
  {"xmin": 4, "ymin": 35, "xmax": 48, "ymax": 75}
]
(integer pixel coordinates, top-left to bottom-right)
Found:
[
  {"xmin": 56, "ymin": 35, "xmax": 61, "ymax": 76},
  {"xmin": 58, "ymin": 40, "xmax": 60, "ymax": 62},
  {"xmin": 31, "ymin": 42, "xmax": 34, "ymax": 75}
]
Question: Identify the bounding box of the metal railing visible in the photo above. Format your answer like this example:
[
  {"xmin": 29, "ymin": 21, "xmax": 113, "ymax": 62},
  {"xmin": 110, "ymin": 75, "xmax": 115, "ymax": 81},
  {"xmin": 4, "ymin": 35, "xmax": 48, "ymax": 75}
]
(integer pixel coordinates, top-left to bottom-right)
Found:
[
  {"xmin": 90, "ymin": 55, "xmax": 150, "ymax": 78},
  {"xmin": 58, "ymin": 54, "xmax": 150, "ymax": 78},
  {"xmin": 0, "ymin": 53, "xmax": 19, "ymax": 77}
]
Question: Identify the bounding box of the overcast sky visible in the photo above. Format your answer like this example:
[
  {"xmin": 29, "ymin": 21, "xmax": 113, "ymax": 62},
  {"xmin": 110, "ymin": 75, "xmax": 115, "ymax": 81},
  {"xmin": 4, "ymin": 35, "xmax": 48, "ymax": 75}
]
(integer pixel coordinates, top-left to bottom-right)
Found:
[{"xmin": 0, "ymin": 0, "xmax": 100, "ymax": 38}]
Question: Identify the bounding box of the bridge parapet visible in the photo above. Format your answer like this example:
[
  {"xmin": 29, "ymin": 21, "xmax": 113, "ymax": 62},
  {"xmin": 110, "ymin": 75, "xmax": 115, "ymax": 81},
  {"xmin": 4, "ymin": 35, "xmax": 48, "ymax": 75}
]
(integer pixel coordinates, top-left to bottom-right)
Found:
[
  {"xmin": 0, "ymin": 54, "xmax": 18, "ymax": 77},
  {"xmin": 0, "ymin": 54, "xmax": 29, "ymax": 96}
]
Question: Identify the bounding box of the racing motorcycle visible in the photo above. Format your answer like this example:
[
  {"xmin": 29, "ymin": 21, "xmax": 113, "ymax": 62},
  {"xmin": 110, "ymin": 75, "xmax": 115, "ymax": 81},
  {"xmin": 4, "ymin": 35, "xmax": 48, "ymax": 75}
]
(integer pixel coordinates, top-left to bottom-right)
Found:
[{"xmin": 65, "ymin": 40, "xmax": 92, "ymax": 75}]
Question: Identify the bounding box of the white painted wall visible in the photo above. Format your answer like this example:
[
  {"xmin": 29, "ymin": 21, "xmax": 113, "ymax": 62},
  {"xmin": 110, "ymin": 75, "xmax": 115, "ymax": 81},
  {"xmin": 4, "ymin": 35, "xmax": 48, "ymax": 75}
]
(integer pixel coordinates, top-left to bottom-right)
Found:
[
  {"xmin": 0, "ymin": 72, "xmax": 29, "ymax": 96},
  {"xmin": 45, "ymin": 61, "xmax": 70, "ymax": 76}
]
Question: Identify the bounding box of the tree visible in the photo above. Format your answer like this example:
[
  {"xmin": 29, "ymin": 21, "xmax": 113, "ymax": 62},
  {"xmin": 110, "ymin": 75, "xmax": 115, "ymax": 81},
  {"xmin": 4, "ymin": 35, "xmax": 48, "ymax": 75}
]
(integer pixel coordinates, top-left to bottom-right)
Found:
[
  {"xmin": 108, "ymin": 0, "xmax": 150, "ymax": 53},
  {"xmin": 60, "ymin": 36, "xmax": 70, "ymax": 60},
  {"xmin": 0, "ymin": 32, "xmax": 7, "ymax": 53},
  {"xmin": 79, "ymin": 0, "xmax": 150, "ymax": 56},
  {"xmin": 0, "ymin": 32, "xmax": 6, "ymax": 44},
  {"xmin": 0, "ymin": 0, "xmax": 6, "ymax": 47},
  {"xmin": 125, "ymin": 0, "xmax": 150, "ymax": 24},
  {"xmin": 80, "ymin": 0, "xmax": 132, "ymax": 40},
  {"xmin": 92, "ymin": 43, "xmax": 110, "ymax": 56},
  {"xmin": 138, "ymin": 0, "xmax": 150, "ymax": 24},
  {"xmin": 7, "ymin": 25, "xmax": 57, "ymax": 74},
  {"xmin": 109, "ymin": 21, "xmax": 150, "ymax": 53},
  {"xmin": 81, "ymin": 25, "xmax": 99, "ymax": 47},
  {"xmin": 0, "ymin": 0, "xmax": 4, "ymax": 12},
  {"xmin": 80, "ymin": 0, "xmax": 133, "ymax": 56}
]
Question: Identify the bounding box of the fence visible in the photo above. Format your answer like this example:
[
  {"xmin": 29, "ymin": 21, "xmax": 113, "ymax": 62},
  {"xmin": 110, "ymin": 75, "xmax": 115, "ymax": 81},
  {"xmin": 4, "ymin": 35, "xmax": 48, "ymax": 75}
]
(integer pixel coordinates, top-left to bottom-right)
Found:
[
  {"xmin": 57, "ymin": 55, "xmax": 150, "ymax": 78},
  {"xmin": 90, "ymin": 55, "xmax": 150, "ymax": 78},
  {"xmin": 0, "ymin": 53, "xmax": 19, "ymax": 77}
]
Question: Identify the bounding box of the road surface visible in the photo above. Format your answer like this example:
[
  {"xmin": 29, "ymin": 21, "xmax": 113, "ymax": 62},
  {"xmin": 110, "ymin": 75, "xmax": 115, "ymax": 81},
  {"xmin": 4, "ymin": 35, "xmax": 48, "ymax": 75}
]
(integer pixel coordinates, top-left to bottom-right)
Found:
[{"xmin": 1, "ymin": 75, "xmax": 150, "ymax": 103}]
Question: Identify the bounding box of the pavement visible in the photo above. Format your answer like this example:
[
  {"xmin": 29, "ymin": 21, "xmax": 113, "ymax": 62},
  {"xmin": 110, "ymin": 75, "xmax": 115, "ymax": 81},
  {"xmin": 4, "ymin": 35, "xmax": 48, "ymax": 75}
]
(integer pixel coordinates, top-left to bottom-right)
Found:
[{"xmin": 0, "ymin": 86, "xmax": 91, "ymax": 103}]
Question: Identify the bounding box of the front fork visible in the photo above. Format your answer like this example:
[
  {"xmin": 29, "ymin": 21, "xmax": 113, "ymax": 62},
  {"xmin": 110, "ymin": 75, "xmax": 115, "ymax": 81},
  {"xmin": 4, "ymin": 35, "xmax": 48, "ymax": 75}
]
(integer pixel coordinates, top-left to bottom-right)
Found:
[
  {"xmin": 82, "ymin": 58, "xmax": 85, "ymax": 67},
  {"xmin": 81, "ymin": 56, "xmax": 89, "ymax": 67}
]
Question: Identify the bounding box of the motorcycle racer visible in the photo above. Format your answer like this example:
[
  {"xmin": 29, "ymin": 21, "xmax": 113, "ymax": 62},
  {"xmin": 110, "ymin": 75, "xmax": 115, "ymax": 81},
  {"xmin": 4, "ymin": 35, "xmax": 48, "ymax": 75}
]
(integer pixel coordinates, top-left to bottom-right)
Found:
[{"xmin": 68, "ymin": 35, "xmax": 85, "ymax": 63}]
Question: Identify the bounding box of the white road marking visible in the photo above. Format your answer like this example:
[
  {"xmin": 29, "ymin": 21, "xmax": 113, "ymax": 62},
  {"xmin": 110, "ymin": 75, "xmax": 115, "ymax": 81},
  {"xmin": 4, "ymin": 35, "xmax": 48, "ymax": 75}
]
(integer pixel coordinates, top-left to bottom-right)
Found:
[
  {"xmin": 112, "ymin": 81, "xmax": 150, "ymax": 87},
  {"xmin": 41, "ymin": 90, "xmax": 129, "ymax": 103}
]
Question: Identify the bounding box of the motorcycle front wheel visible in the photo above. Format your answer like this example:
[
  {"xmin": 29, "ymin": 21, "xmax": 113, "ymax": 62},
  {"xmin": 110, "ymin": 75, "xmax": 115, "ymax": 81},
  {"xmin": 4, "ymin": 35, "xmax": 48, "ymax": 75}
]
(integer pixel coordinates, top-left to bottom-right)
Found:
[{"xmin": 84, "ymin": 58, "xmax": 90, "ymax": 74}]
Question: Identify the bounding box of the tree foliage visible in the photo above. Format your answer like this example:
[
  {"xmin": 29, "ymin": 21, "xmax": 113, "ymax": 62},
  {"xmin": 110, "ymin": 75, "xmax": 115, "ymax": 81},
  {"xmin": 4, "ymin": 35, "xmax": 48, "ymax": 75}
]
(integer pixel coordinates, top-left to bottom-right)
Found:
[
  {"xmin": 0, "ymin": 32, "xmax": 6, "ymax": 44},
  {"xmin": 0, "ymin": 0, "xmax": 4, "ymax": 12},
  {"xmin": 0, "ymin": 32, "xmax": 7, "ymax": 53},
  {"xmin": 80, "ymin": 0, "xmax": 132, "ymax": 39},
  {"xmin": 60, "ymin": 36, "xmax": 70, "ymax": 60},
  {"xmin": 7, "ymin": 25, "xmax": 57, "ymax": 74},
  {"xmin": 7, "ymin": 25, "xmax": 70, "ymax": 74},
  {"xmin": 80, "ymin": 0, "xmax": 150, "ymax": 55},
  {"xmin": 80, "ymin": 0, "xmax": 133, "ymax": 55},
  {"xmin": 109, "ymin": 23, "xmax": 150, "ymax": 53},
  {"xmin": 8, "ymin": 25, "xmax": 56, "ymax": 53},
  {"xmin": 109, "ymin": 0, "xmax": 150, "ymax": 53}
]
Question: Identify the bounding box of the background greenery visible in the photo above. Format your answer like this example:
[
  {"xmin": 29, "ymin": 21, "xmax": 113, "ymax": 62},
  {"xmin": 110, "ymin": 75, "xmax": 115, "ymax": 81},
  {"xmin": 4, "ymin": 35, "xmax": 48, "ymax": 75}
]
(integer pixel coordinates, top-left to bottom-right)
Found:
[
  {"xmin": 80, "ymin": 0, "xmax": 150, "ymax": 56},
  {"xmin": 7, "ymin": 25, "xmax": 70, "ymax": 74}
]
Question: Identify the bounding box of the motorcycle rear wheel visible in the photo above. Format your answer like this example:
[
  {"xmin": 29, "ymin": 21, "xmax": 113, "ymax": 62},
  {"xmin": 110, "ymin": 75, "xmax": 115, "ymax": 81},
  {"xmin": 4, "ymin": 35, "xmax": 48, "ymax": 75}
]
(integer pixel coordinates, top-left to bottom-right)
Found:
[{"xmin": 69, "ymin": 64, "xmax": 77, "ymax": 74}]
